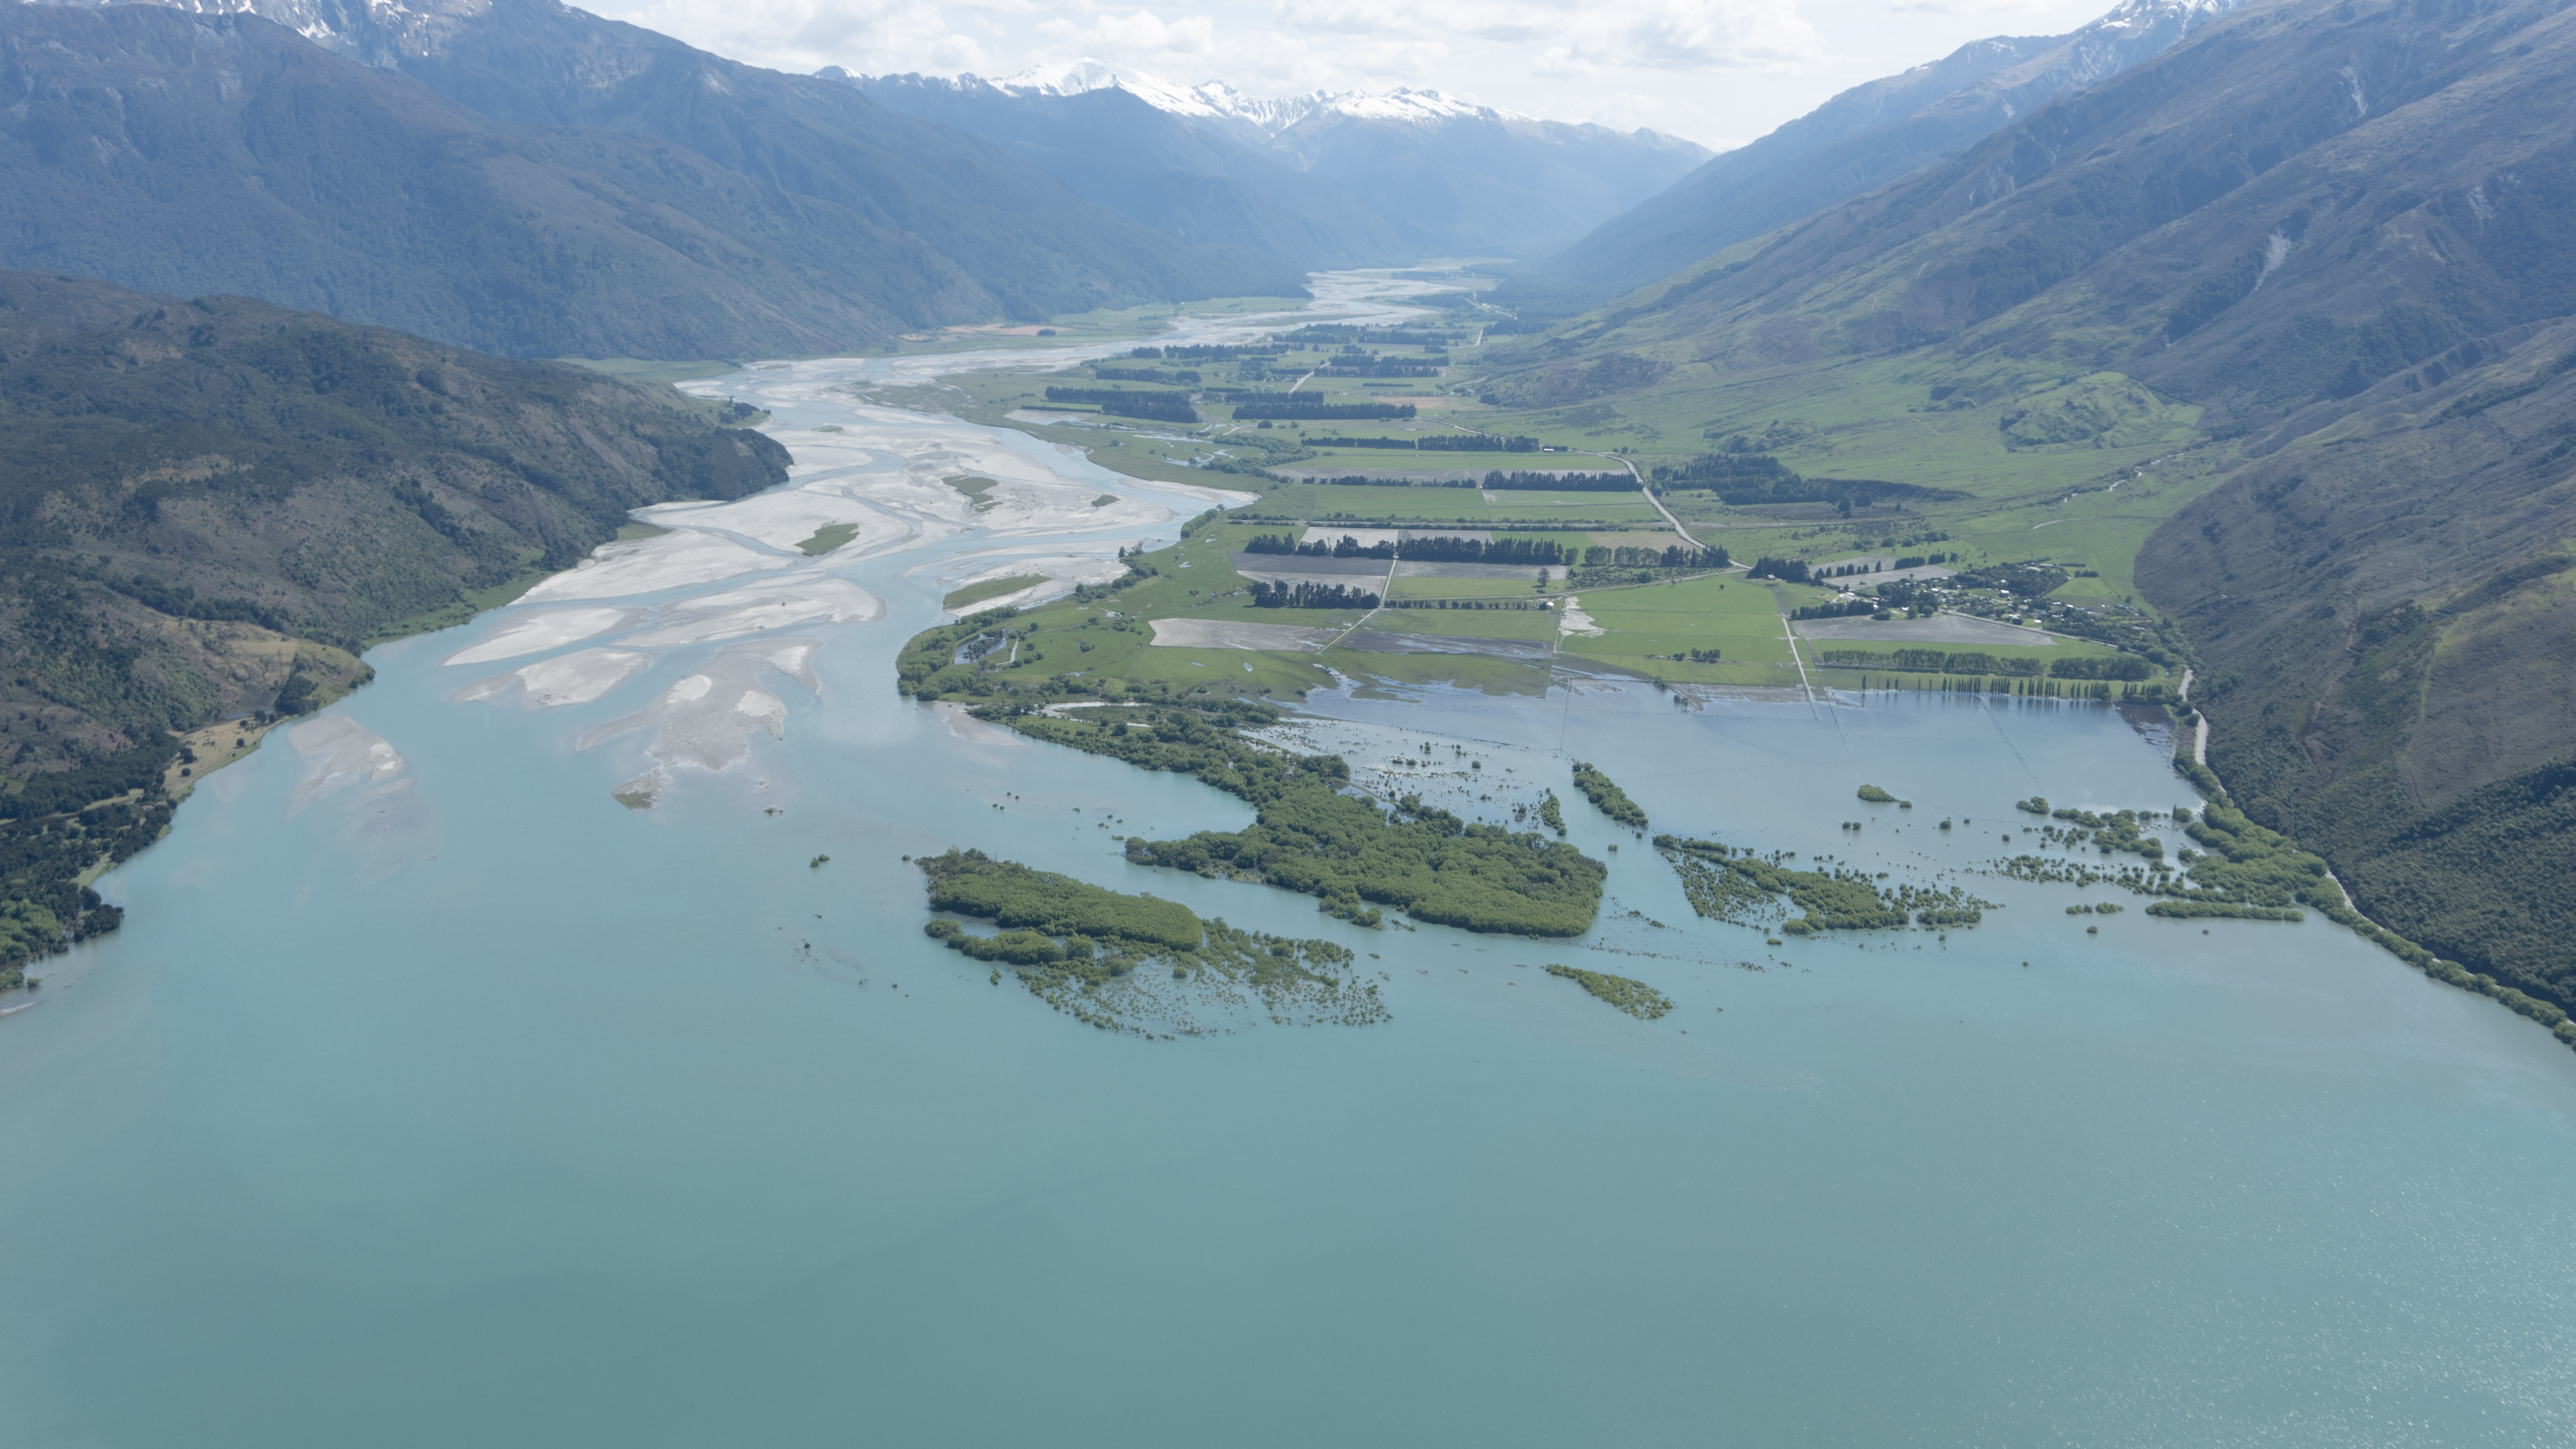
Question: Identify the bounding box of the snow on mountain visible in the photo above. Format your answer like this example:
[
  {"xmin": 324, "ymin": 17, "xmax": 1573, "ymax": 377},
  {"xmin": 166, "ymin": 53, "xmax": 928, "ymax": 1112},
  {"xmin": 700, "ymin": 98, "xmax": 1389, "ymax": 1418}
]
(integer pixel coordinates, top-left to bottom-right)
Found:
[{"xmin": 984, "ymin": 60, "xmax": 1543, "ymax": 139}]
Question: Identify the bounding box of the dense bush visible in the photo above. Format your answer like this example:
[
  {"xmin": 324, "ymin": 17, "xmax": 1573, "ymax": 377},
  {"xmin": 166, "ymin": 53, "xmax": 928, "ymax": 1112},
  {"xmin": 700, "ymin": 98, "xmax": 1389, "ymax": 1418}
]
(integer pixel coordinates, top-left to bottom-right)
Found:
[
  {"xmin": 997, "ymin": 705, "xmax": 1606, "ymax": 937},
  {"xmin": 1571, "ymin": 762, "xmax": 1647, "ymax": 830}
]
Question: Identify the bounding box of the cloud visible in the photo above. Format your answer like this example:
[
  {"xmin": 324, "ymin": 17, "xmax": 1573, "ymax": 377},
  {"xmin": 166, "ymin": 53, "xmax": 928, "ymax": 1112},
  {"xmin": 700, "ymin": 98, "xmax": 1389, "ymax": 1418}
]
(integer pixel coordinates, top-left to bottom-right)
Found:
[
  {"xmin": 1038, "ymin": 8, "xmax": 1219, "ymax": 57},
  {"xmin": 1275, "ymin": 0, "xmax": 1823, "ymax": 69}
]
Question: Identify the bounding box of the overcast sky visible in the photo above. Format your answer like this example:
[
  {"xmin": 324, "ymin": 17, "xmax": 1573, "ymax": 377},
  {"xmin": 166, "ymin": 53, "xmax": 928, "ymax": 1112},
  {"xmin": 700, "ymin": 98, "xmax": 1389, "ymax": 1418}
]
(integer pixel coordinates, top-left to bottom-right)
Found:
[{"xmin": 588, "ymin": 0, "xmax": 2126, "ymax": 148}]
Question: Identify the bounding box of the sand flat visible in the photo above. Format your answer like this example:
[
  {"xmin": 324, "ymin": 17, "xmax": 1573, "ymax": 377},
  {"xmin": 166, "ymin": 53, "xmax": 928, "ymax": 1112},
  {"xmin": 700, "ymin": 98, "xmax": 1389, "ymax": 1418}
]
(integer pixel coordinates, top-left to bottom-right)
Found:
[
  {"xmin": 452, "ymin": 649, "xmax": 651, "ymax": 709},
  {"xmin": 620, "ymin": 576, "xmax": 884, "ymax": 647},
  {"xmin": 443, "ymin": 607, "xmax": 636, "ymax": 666},
  {"xmin": 523, "ymin": 531, "xmax": 793, "ymax": 602},
  {"xmin": 286, "ymin": 716, "xmax": 406, "ymax": 812}
]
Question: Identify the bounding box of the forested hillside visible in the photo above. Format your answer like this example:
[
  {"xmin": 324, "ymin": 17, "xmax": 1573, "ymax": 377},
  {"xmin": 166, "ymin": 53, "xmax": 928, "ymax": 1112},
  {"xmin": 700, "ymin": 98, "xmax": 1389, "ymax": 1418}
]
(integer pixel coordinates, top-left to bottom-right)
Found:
[
  {"xmin": 6, "ymin": 2, "xmax": 1300, "ymax": 356},
  {"xmin": 0, "ymin": 270, "xmax": 786, "ymax": 778},
  {"xmin": 1461, "ymin": 0, "xmax": 2576, "ymax": 1011}
]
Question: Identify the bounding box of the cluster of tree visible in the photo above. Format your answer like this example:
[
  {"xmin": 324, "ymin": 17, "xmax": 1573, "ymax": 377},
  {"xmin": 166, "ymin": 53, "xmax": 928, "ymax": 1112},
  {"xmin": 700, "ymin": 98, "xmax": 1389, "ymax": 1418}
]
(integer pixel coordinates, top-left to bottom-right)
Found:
[
  {"xmin": 1040, "ymin": 386, "xmax": 1199, "ymax": 423},
  {"xmin": 1403, "ymin": 536, "xmax": 1570, "ymax": 565},
  {"xmin": 1093, "ymin": 366, "xmax": 1200, "ymax": 383},
  {"xmin": 1305, "ymin": 435, "xmax": 1538, "ymax": 452},
  {"xmin": 1657, "ymin": 838, "xmax": 1918, "ymax": 932},
  {"xmin": 990, "ymin": 703, "xmax": 1605, "ymax": 936},
  {"xmin": 1247, "ymin": 533, "xmax": 1575, "ymax": 566},
  {"xmin": 1820, "ymin": 649, "xmax": 2055, "ymax": 676},
  {"xmin": 915, "ymin": 852, "xmax": 1380, "ymax": 1034},
  {"xmin": 1242, "ymin": 534, "xmax": 1389, "ymax": 558},
  {"xmin": 1482, "ymin": 470, "xmax": 1633, "ymax": 491},
  {"xmin": 1571, "ymin": 762, "xmax": 1647, "ymax": 830},
  {"xmin": 1649, "ymin": 452, "xmax": 1947, "ymax": 509},
  {"xmin": 1383, "ymin": 599, "xmax": 1555, "ymax": 611},
  {"xmin": 1233, "ymin": 397, "xmax": 1416, "ymax": 421},
  {"xmin": 1794, "ymin": 599, "xmax": 1882, "ymax": 621},
  {"xmin": 1544, "ymin": 963, "xmax": 1672, "ymax": 1019},
  {"xmin": 0, "ymin": 740, "xmax": 179, "ymax": 981},
  {"xmin": 1947, "ymin": 560, "xmax": 2069, "ymax": 595},
  {"xmin": 1313, "ymin": 361, "xmax": 1444, "ymax": 377},
  {"xmin": 916, "ymin": 849, "xmax": 1205, "ymax": 949},
  {"xmin": 2041, "ymin": 655, "xmax": 2155, "ymax": 680},
  {"xmin": 1250, "ymin": 581, "xmax": 1380, "ymax": 609},
  {"xmin": 1892, "ymin": 554, "xmax": 1952, "ymax": 568},
  {"xmin": 1746, "ymin": 557, "xmax": 1813, "ymax": 582},
  {"xmin": 1582, "ymin": 545, "xmax": 1727, "ymax": 568}
]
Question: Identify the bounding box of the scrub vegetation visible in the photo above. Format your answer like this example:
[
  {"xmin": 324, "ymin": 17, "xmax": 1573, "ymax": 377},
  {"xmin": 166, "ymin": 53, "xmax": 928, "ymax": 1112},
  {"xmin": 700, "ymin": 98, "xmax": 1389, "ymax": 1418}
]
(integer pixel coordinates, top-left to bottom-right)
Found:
[
  {"xmin": 1570, "ymin": 762, "xmax": 1647, "ymax": 831},
  {"xmin": 1658, "ymin": 836, "xmax": 1996, "ymax": 932},
  {"xmin": 976, "ymin": 700, "xmax": 1607, "ymax": 937},
  {"xmin": 913, "ymin": 850, "xmax": 1385, "ymax": 1037},
  {"xmin": 1544, "ymin": 963, "xmax": 1672, "ymax": 1019}
]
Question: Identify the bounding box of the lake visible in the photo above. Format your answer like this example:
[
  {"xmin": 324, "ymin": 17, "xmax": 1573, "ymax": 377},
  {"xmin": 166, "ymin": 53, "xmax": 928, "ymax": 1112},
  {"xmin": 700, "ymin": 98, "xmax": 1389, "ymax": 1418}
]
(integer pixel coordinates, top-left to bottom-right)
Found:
[{"xmin": 3, "ymin": 277, "xmax": 2570, "ymax": 1448}]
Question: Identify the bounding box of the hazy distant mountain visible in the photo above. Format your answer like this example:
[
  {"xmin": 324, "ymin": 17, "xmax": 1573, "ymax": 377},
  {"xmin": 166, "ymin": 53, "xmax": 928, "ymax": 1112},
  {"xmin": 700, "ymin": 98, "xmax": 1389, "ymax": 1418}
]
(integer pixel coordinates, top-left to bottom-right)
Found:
[
  {"xmin": 847, "ymin": 71, "xmax": 1418, "ymax": 269},
  {"xmin": 0, "ymin": 4, "xmax": 979, "ymax": 358},
  {"xmin": 19, "ymin": 0, "xmax": 1306, "ymax": 341},
  {"xmin": 1503, "ymin": 0, "xmax": 2245, "ymax": 318},
  {"xmin": 866, "ymin": 61, "xmax": 1712, "ymax": 262}
]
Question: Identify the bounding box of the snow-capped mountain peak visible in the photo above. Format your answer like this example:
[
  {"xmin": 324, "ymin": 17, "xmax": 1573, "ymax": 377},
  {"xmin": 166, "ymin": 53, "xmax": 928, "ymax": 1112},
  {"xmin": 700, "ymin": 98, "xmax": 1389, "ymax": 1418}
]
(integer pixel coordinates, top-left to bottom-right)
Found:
[{"xmin": 981, "ymin": 60, "xmax": 1528, "ymax": 137}]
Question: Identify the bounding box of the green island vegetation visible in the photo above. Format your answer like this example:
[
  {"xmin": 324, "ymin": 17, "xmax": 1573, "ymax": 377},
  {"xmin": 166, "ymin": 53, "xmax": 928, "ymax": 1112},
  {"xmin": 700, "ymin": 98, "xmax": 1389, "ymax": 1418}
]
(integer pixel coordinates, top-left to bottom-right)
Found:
[
  {"xmin": 1538, "ymin": 790, "xmax": 1567, "ymax": 836},
  {"xmin": 1856, "ymin": 785, "xmax": 1897, "ymax": 803},
  {"xmin": 942, "ymin": 574, "xmax": 1046, "ymax": 612},
  {"xmin": 796, "ymin": 523, "xmax": 861, "ymax": 557},
  {"xmin": 914, "ymin": 849, "xmax": 1385, "ymax": 1037},
  {"xmin": 1987, "ymin": 797, "xmax": 2575, "ymax": 1049},
  {"xmin": 1570, "ymin": 762, "xmax": 1648, "ymax": 831},
  {"xmin": 1657, "ymin": 836, "xmax": 1996, "ymax": 932},
  {"xmin": 959, "ymin": 699, "xmax": 1606, "ymax": 936},
  {"xmin": 1544, "ymin": 963, "xmax": 1673, "ymax": 1020}
]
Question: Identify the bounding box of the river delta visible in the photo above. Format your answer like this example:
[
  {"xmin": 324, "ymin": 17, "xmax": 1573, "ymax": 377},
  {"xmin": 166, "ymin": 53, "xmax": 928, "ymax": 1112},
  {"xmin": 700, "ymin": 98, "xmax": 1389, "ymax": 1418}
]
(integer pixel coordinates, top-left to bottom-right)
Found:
[{"xmin": 3, "ymin": 277, "xmax": 2572, "ymax": 1447}]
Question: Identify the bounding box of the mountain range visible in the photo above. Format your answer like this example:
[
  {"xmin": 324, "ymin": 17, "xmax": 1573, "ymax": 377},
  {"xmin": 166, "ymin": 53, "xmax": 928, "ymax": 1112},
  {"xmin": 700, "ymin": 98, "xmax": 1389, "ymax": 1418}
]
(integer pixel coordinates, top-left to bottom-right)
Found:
[
  {"xmin": 1500, "ymin": 0, "xmax": 2248, "ymax": 318},
  {"xmin": 6, "ymin": 0, "xmax": 1304, "ymax": 357},
  {"xmin": 1481, "ymin": 0, "xmax": 2576, "ymax": 1009},
  {"xmin": 851, "ymin": 63, "xmax": 1710, "ymax": 266}
]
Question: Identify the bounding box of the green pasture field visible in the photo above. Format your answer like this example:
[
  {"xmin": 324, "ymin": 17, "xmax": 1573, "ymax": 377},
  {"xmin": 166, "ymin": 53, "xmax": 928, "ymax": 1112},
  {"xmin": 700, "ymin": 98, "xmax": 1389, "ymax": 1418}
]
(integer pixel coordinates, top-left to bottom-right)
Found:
[
  {"xmin": 1559, "ymin": 575, "xmax": 1806, "ymax": 680},
  {"xmin": 1386, "ymin": 575, "xmax": 1555, "ymax": 600},
  {"xmin": 1361, "ymin": 607, "xmax": 1563, "ymax": 642}
]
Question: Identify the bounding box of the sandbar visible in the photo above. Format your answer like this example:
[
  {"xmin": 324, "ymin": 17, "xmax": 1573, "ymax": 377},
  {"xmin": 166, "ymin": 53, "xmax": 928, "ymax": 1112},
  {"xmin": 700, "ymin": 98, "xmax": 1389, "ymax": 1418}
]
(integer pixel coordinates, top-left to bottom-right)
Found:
[
  {"xmin": 443, "ymin": 607, "xmax": 636, "ymax": 666},
  {"xmin": 452, "ymin": 649, "xmax": 652, "ymax": 709},
  {"xmin": 620, "ymin": 576, "xmax": 884, "ymax": 647},
  {"xmin": 287, "ymin": 716, "xmax": 407, "ymax": 812},
  {"xmin": 523, "ymin": 530, "xmax": 793, "ymax": 602}
]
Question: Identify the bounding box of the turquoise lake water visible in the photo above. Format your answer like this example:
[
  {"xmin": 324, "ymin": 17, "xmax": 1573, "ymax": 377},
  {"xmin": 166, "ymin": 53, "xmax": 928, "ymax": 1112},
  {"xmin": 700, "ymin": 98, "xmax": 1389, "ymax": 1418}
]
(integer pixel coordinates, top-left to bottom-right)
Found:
[{"xmin": 3, "ymin": 285, "xmax": 2572, "ymax": 1446}]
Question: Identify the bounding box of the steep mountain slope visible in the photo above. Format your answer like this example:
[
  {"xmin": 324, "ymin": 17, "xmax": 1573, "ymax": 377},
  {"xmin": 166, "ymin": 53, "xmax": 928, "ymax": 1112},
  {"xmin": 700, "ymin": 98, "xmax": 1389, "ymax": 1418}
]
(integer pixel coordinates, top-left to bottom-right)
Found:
[
  {"xmin": 0, "ymin": 269, "xmax": 789, "ymax": 971},
  {"xmin": 1475, "ymin": 0, "xmax": 2576, "ymax": 1009},
  {"xmin": 0, "ymin": 3, "xmax": 971, "ymax": 358},
  {"xmin": 27, "ymin": 0, "xmax": 1303, "ymax": 331},
  {"xmin": 848, "ymin": 72, "xmax": 1417, "ymax": 269},
  {"xmin": 1504, "ymin": 0, "xmax": 2246, "ymax": 318},
  {"xmin": 921, "ymin": 63, "xmax": 1710, "ymax": 261}
]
